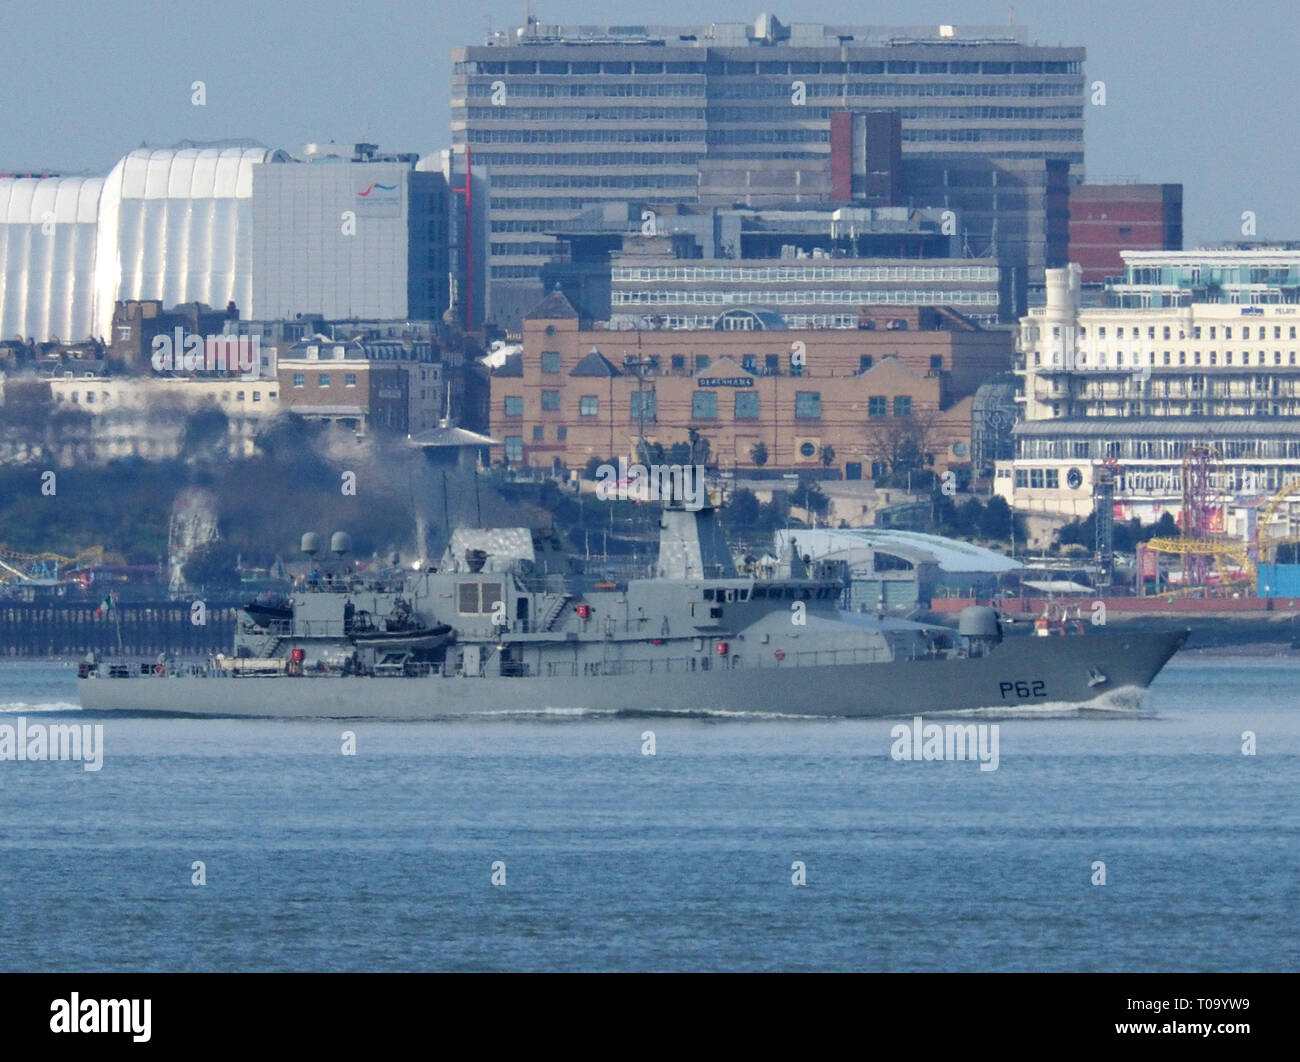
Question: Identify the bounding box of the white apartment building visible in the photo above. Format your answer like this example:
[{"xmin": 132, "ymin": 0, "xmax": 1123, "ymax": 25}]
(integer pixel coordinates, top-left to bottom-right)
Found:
[
  {"xmin": 1000, "ymin": 251, "xmax": 1300, "ymax": 536},
  {"xmin": 45, "ymin": 374, "xmax": 278, "ymax": 460}
]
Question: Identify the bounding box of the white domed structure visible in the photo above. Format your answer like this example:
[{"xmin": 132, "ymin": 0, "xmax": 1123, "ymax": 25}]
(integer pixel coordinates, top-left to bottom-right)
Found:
[{"xmin": 0, "ymin": 176, "xmax": 104, "ymax": 341}]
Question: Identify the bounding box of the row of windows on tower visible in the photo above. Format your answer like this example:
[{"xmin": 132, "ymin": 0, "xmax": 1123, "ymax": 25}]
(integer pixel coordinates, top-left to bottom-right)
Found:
[{"xmin": 292, "ymin": 373, "xmax": 359, "ymax": 388}]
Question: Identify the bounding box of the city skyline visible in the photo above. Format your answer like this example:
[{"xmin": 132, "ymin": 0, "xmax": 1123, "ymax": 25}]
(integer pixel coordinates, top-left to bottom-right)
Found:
[{"xmin": 0, "ymin": 0, "xmax": 1294, "ymax": 247}]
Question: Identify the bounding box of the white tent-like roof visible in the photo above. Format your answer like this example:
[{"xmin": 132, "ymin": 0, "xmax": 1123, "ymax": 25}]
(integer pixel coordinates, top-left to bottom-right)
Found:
[{"xmin": 775, "ymin": 528, "xmax": 1022, "ymax": 574}]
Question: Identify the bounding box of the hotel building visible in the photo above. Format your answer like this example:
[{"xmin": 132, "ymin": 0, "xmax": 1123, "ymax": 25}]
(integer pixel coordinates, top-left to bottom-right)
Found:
[{"xmin": 1003, "ymin": 251, "xmax": 1300, "ymax": 535}]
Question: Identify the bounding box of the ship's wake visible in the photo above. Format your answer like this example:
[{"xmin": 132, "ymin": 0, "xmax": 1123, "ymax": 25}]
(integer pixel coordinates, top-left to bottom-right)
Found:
[
  {"xmin": 0, "ymin": 701, "xmax": 83, "ymax": 714},
  {"xmin": 474, "ymin": 706, "xmax": 837, "ymax": 721},
  {"xmin": 927, "ymin": 685, "xmax": 1149, "ymax": 719}
]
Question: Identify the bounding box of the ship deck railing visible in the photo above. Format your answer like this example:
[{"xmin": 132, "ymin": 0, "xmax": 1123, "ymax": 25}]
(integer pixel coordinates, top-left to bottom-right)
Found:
[{"xmin": 536, "ymin": 645, "xmax": 890, "ymax": 678}]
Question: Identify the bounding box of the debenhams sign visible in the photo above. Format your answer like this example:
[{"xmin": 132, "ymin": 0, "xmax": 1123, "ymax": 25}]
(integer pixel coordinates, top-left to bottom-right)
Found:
[{"xmin": 697, "ymin": 375, "xmax": 753, "ymax": 388}]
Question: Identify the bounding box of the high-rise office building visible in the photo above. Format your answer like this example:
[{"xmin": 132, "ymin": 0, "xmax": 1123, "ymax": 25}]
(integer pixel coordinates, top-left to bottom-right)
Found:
[{"xmin": 451, "ymin": 14, "xmax": 1085, "ymax": 328}]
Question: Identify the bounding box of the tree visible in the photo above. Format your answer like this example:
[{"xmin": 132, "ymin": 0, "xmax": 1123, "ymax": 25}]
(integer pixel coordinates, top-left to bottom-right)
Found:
[
  {"xmin": 750, "ymin": 441, "xmax": 768, "ymax": 467},
  {"xmin": 635, "ymin": 440, "xmax": 664, "ymax": 465},
  {"xmin": 955, "ymin": 497, "xmax": 984, "ymax": 538},
  {"xmin": 666, "ymin": 442, "xmax": 692, "ymax": 465},
  {"xmin": 932, "ymin": 492, "xmax": 958, "ymax": 534},
  {"xmin": 980, "ymin": 494, "xmax": 1013, "ymax": 542},
  {"xmin": 182, "ymin": 540, "xmax": 241, "ymax": 591},
  {"xmin": 1150, "ymin": 511, "xmax": 1178, "ymax": 539},
  {"xmin": 257, "ymin": 412, "xmax": 322, "ymax": 459},
  {"xmin": 792, "ymin": 474, "xmax": 830, "ymax": 518},
  {"xmin": 180, "ymin": 404, "xmax": 231, "ymax": 460},
  {"xmin": 865, "ymin": 409, "xmax": 938, "ymax": 487},
  {"xmin": 687, "ymin": 427, "xmax": 710, "ymax": 467},
  {"xmin": 761, "ymin": 492, "xmax": 791, "ymax": 528},
  {"xmin": 722, "ymin": 488, "xmax": 761, "ymax": 530},
  {"xmin": 0, "ymin": 379, "xmax": 53, "ymax": 433}
]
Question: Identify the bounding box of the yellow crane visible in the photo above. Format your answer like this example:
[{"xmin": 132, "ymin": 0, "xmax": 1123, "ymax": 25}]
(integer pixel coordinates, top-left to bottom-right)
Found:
[
  {"xmin": 1142, "ymin": 535, "xmax": 1255, "ymax": 588},
  {"xmin": 1255, "ymin": 479, "xmax": 1300, "ymax": 564}
]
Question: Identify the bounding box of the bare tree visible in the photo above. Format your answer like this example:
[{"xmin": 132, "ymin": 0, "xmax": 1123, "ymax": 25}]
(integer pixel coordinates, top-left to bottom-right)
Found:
[{"xmin": 864, "ymin": 408, "xmax": 939, "ymax": 484}]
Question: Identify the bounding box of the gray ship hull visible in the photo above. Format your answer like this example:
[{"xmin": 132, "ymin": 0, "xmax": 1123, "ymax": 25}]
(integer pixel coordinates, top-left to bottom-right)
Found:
[{"xmin": 76, "ymin": 629, "xmax": 1186, "ymax": 719}]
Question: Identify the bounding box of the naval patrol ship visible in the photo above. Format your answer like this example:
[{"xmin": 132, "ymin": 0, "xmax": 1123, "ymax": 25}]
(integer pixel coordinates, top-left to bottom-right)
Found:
[{"xmin": 77, "ymin": 496, "xmax": 1186, "ymax": 718}]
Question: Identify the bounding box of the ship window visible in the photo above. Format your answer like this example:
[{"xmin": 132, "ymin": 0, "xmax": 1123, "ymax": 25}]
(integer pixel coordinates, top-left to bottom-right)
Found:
[
  {"xmin": 752, "ymin": 587, "xmax": 767, "ymax": 599},
  {"xmin": 457, "ymin": 583, "xmax": 479, "ymax": 613},
  {"xmin": 456, "ymin": 582, "xmax": 504, "ymax": 614},
  {"xmin": 710, "ymin": 606, "xmax": 723, "ymax": 619},
  {"xmin": 703, "ymin": 589, "xmax": 715, "ymax": 600}
]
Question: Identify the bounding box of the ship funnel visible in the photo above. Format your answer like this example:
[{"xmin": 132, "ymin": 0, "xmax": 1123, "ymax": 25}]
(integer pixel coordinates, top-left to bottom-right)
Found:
[
  {"xmin": 301, "ymin": 532, "xmax": 322, "ymax": 557},
  {"xmin": 330, "ymin": 531, "xmax": 352, "ymax": 557}
]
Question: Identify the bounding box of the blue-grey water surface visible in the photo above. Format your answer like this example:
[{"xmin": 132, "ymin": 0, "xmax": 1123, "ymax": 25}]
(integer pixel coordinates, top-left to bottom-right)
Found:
[{"xmin": 0, "ymin": 656, "xmax": 1296, "ymax": 971}]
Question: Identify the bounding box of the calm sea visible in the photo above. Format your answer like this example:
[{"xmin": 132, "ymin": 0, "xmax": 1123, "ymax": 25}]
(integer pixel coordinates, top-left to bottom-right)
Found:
[{"xmin": 0, "ymin": 656, "xmax": 1296, "ymax": 971}]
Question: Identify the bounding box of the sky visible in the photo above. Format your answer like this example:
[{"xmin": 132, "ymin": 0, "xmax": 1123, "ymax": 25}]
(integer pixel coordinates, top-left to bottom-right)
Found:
[{"xmin": 1, "ymin": 0, "xmax": 1295, "ymax": 246}]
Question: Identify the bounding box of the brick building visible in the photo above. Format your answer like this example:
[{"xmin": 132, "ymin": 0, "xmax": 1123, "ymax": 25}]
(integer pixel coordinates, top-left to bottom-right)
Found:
[
  {"xmin": 1068, "ymin": 183, "xmax": 1183, "ymax": 288},
  {"xmin": 276, "ymin": 341, "xmax": 410, "ymax": 434},
  {"xmin": 491, "ymin": 292, "xmax": 1011, "ymax": 477}
]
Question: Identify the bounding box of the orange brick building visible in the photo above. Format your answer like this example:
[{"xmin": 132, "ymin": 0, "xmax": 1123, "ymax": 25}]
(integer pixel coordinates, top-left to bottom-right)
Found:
[{"xmin": 491, "ymin": 294, "xmax": 1011, "ymax": 479}]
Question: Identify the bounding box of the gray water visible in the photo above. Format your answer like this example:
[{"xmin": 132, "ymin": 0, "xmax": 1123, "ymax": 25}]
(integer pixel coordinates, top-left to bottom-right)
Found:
[{"xmin": 0, "ymin": 656, "xmax": 1296, "ymax": 971}]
